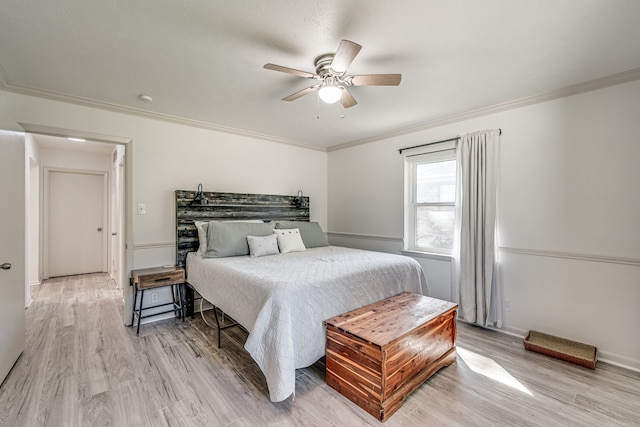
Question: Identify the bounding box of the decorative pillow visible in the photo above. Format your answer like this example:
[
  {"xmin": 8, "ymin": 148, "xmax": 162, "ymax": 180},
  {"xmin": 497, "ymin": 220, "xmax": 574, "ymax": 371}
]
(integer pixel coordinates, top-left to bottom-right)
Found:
[
  {"xmin": 195, "ymin": 220, "xmax": 264, "ymax": 255},
  {"xmin": 275, "ymin": 221, "xmax": 328, "ymax": 248},
  {"xmin": 204, "ymin": 222, "xmax": 274, "ymax": 258},
  {"xmin": 247, "ymin": 234, "xmax": 280, "ymax": 258},
  {"xmin": 273, "ymin": 228, "xmax": 306, "ymax": 254}
]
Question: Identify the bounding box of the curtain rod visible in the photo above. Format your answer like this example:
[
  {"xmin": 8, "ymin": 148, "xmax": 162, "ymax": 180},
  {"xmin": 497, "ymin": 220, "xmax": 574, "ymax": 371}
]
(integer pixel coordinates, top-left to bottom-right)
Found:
[{"xmin": 398, "ymin": 128, "xmax": 501, "ymax": 154}]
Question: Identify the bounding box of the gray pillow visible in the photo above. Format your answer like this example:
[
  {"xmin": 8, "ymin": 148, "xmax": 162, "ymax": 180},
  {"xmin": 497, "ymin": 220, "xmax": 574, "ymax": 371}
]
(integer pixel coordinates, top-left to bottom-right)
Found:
[
  {"xmin": 274, "ymin": 221, "xmax": 328, "ymax": 248},
  {"xmin": 205, "ymin": 222, "xmax": 274, "ymax": 258},
  {"xmin": 194, "ymin": 220, "xmax": 264, "ymax": 256}
]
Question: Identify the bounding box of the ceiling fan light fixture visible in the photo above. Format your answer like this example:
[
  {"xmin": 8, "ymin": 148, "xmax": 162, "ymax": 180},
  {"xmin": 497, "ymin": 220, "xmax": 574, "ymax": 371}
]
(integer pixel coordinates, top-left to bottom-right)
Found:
[{"xmin": 318, "ymin": 84, "xmax": 342, "ymax": 104}]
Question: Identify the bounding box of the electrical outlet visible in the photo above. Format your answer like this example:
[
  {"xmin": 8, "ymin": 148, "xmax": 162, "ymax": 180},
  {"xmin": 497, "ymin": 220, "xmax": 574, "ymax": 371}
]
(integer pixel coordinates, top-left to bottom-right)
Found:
[
  {"xmin": 151, "ymin": 292, "xmax": 159, "ymax": 303},
  {"xmin": 137, "ymin": 203, "xmax": 146, "ymax": 215},
  {"xmin": 503, "ymin": 300, "xmax": 511, "ymax": 311}
]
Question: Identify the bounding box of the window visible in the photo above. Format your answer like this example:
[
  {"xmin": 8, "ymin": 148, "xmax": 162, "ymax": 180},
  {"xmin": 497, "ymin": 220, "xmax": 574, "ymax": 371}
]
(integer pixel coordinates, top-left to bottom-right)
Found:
[{"xmin": 406, "ymin": 149, "xmax": 457, "ymax": 254}]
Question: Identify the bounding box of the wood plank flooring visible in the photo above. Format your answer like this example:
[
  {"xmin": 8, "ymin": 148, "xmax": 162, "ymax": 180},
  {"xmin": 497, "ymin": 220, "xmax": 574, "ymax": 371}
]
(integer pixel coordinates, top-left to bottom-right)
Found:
[{"xmin": 1, "ymin": 273, "xmax": 638, "ymax": 426}]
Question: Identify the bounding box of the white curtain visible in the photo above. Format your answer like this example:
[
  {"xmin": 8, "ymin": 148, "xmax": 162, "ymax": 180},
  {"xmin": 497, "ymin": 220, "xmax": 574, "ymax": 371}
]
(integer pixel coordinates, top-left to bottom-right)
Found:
[{"xmin": 452, "ymin": 129, "xmax": 501, "ymax": 327}]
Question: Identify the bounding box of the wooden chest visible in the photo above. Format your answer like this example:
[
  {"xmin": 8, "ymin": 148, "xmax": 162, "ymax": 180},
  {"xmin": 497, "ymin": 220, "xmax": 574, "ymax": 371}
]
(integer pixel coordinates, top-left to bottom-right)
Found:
[{"xmin": 324, "ymin": 292, "xmax": 458, "ymax": 422}]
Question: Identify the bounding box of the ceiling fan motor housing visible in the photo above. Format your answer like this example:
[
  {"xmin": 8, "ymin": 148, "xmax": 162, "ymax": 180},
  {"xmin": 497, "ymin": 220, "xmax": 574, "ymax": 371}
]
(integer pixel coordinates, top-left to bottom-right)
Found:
[{"xmin": 315, "ymin": 54, "xmax": 338, "ymax": 78}]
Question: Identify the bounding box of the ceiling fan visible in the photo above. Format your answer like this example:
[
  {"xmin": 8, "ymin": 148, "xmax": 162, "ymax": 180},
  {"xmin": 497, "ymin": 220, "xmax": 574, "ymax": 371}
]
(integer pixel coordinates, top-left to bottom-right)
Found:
[{"xmin": 264, "ymin": 40, "xmax": 401, "ymax": 108}]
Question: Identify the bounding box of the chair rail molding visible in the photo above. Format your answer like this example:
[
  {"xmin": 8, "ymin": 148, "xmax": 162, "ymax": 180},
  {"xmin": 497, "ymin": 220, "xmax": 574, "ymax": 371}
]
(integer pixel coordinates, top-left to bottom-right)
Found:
[
  {"xmin": 326, "ymin": 231, "xmax": 403, "ymax": 243},
  {"xmin": 499, "ymin": 246, "xmax": 640, "ymax": 267}
]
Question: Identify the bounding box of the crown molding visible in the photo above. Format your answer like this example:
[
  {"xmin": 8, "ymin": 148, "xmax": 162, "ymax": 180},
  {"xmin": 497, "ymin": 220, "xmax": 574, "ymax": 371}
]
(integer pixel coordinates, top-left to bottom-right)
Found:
[
  {"xmin": 0, "ymin": 74, "xmax": 326, "ymax": 152},
  {"xmin": 3, "ymin": 64, "xmax": 639, "ymax": 154},
  {"xmin": 327, "ymin": 67, "xmax": 640, "ymax": 152}
]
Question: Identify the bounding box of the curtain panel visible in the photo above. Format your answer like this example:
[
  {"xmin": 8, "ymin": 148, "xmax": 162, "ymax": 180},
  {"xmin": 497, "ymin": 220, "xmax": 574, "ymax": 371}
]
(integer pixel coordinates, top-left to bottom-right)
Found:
[{"xmin": 453, "ymin": 129, "xmax": 501, "ymax": 327}]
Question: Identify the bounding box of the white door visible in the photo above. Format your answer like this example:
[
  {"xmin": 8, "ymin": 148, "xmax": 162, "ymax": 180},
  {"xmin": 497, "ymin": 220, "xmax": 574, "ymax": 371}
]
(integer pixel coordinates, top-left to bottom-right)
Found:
[
  {"xmin": 0, "ymin": 130, "xmax": 26, "ymax": 384},
  {"xmin": 48, "ymin": 171, "xmax": 105, "ymax": 277}
]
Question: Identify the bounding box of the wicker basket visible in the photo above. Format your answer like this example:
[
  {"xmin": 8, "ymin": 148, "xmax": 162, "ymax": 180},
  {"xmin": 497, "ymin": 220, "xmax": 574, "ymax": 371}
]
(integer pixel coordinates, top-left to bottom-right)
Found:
[{"xmin": 524, "ymin": 330, "xmax": 597, "ymax": 369}]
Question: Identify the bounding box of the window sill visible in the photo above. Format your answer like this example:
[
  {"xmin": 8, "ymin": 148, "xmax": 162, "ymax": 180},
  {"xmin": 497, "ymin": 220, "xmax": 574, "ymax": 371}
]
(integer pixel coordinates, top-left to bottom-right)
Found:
[{"xmin": 401, "ymin": 250, "xmax": 452, "ymax": 262}]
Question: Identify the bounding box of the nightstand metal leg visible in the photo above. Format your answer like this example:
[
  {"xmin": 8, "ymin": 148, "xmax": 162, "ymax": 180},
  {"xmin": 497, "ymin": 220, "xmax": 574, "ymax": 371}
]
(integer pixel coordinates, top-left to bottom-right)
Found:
[
  {"xmin": 171, "ymin": 284, "xmax": 177, "ymax": 318},
  {"xmin": 131, "ymin": 285, "xmax": 138, "ymax": 326},
  {"xmin": 179, "ymin": 283, "xmax": 186, "ymax": 322},
  {"xmin": 136, "ymin": 289, "xmax": 144, "ymax": 335}
]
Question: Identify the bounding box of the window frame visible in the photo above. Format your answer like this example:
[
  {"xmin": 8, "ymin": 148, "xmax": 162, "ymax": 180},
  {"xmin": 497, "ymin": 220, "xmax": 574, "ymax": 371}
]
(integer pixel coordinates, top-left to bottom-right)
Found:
[{"xmin": 405, "ymin": 147, "xmax": 457, "ymax": 255}]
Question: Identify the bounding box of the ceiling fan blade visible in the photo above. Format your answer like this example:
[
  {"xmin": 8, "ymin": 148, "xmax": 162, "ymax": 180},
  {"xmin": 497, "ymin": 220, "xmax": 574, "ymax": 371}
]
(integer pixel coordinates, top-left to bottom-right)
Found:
[
  {"xmin": 282, "ymin": 85, "xmax": 319, "ymax": 101},
  {"xmin": 330, "ymin": 40, "xmax": 362, "ymax": 75},
  {"xmin": 340, "ymin": 87, "xmax": 358, "ymax": 108},
  {"xmin": 264, "ymin": 63, "xmax": 318, "ymax": 79},
  {"xmin": 348, "ymin": 74, "xmax": 402, "ymax": 86}
]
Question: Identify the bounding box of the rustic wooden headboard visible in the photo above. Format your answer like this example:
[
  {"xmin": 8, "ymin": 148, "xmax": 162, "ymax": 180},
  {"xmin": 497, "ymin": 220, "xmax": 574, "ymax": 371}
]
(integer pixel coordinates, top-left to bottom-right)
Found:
[{"xmin": 175, "ymin": 190, "xmax": 310, "ymax": 267}]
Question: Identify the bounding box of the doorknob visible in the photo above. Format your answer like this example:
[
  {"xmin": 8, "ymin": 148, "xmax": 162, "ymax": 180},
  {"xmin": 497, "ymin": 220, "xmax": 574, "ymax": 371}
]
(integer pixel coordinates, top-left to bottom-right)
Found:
[
  {"xmin": 97, "ymin": 227, "xmax": 103, "ymax": 232},
  {"xmin": 112, "ymin": 232, "xmax": 117, "ymax": 236},
  {"xmin": 1, "ymin": 263, "xmax": 11, "ymax": 270}
]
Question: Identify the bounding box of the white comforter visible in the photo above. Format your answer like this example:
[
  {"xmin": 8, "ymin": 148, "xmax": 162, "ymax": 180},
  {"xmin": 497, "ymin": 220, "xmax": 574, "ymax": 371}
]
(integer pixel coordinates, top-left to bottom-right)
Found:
[{"xmin": 186, "ymin": 246, "xmax": 427, "ymax": 402}]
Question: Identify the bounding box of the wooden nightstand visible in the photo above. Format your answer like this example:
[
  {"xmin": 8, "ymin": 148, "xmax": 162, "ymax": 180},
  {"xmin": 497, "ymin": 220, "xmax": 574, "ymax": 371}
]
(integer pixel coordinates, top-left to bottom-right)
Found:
[{"xmin": 131, "ymin": 266, "xmax": 185, "ymax": 335}]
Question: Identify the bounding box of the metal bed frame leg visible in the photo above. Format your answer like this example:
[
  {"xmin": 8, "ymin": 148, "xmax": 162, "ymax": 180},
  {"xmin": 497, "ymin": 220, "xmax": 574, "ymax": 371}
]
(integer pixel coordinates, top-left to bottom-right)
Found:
[
  {"xmin": 213, "ymin": 305, "xmax": 222, "ymax": 348},
  {"xmin": 185, "ymin": 282, "xmax": 239, "ymax": 349},
  {"xmin": 207, "ymin": 304, "xmax": 239, "ymax": 349},
  {"xmin": 171, "ymin": 284, "xmax": 184, "ymax": 321}
]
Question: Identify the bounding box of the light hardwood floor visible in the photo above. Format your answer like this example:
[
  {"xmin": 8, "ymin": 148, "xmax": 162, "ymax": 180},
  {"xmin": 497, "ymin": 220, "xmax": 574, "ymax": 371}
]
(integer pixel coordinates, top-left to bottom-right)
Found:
[{"xmin": 1, "ymin": 273, "xmax": 638, "ymax": 426}]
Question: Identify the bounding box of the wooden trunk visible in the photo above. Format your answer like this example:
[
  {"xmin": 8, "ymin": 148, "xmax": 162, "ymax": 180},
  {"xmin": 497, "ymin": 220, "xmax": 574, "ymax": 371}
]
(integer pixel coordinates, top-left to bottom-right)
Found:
[{"xmin": 324, "ymin": 292, "xmax": 458, "ymax": 422}]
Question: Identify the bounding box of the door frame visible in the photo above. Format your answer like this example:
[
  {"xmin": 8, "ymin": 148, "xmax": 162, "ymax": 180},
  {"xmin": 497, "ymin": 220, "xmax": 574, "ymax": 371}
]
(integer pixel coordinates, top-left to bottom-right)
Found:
[
  {"xmin": 42, "ymin": 167, "xmax": 109, "ymax": 279},
  {"xmin": 110, "ymin": 152, "xmax": 126, "ymax": 289},
  {"xmin": 19, "ymin": 123, "xmax": 133, "ymax": 326}
]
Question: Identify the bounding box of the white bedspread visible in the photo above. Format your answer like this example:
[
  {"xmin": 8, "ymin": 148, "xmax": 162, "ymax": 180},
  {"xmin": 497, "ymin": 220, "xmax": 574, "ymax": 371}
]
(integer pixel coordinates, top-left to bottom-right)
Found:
[{"xmin": 186, "ymin": 246, "xmax": 427, "ymax": 402}]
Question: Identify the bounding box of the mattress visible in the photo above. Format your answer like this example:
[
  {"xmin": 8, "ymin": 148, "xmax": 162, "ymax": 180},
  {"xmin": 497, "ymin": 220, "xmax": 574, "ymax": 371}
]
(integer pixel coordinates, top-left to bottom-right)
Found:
[{"xmin": 186, "ymin": 245, "xmax": 427, "ymax": 402}]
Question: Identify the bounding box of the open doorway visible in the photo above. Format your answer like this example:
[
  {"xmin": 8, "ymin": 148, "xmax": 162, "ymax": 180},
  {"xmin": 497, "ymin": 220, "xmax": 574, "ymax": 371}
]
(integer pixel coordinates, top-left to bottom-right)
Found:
[{"xmin": 27, "ymin": 132, "xmax": 129, "ymax": 306}]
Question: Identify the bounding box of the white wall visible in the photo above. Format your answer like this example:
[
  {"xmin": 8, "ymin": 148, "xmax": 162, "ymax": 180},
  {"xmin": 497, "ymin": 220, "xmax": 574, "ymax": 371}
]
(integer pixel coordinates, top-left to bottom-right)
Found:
[
  {"xmin": 0, "ymin": 89, "xmax": 328, "ymax": 324},
  {"xmin": 40, "ymin": 147, "xmax": 112, "ymax": 171},
  {"xmin": 328, "ymin": 79, "xmax": 640, "ymax": 370}
]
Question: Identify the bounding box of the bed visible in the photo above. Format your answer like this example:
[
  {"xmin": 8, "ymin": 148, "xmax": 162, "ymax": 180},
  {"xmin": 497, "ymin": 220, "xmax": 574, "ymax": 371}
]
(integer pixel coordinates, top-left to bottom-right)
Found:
[{"xmin": 175, "ymin": 190, "xmax": 428, "ymax": 402}]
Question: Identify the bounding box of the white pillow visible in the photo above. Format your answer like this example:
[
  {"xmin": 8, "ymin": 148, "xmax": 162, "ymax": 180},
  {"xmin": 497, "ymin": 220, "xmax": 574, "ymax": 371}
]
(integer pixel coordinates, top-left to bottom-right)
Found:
[
  {"xmin": 194, "ymin": 220, "xmax": 265, "ymax": 255},
  {"xmin": 274, "ymin": 228, "xmax": 306, "ymax": 254},
  {"xmin": 247, "ymin": 234, "xmax": 280, "ymax": 258}
]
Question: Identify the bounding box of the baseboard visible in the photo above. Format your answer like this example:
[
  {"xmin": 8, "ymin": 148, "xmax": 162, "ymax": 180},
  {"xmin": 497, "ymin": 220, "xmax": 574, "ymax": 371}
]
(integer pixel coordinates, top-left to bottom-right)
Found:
[
  {"xmin": 596, "ymin": 351, "xmax": 640, "ymax": 373},
  {"xmin": 29, "ymin": 280, "xmax": 41, "ymax": 286},
  {"xmin": 478, "ymin": 322, "xmax": 640, "ymax": 373}
]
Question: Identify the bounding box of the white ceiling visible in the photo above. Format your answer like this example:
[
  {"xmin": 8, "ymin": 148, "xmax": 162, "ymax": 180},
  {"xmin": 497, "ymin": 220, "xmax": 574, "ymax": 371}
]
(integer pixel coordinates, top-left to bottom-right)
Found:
[{"xmin": 1, "ymin": 0, "xmax": 639, "ymax": 151}]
